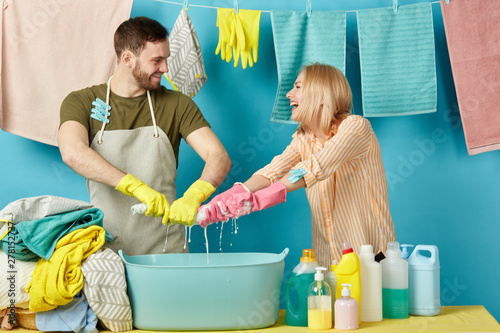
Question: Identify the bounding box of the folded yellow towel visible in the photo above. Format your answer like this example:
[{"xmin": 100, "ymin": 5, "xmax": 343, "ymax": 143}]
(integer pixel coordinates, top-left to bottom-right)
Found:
[{"xmin": 26, "ymin": 226, "xmax": 105, "ymax": 312}]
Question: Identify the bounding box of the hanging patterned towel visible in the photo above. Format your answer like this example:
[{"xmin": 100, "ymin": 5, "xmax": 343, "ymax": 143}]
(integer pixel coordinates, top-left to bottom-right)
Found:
[
  {"xmin": 0, "ymin": 0, "xmax": 133, "ymax": 146},
  {"xmin": 441, "ymin": 1, "xmax": 500, "ymax": 155},
  {"xmin": 82, "ymin": 248, "xmax": 133, "ymax": 332},
  {"xmin": 270, "ymin": 10, "xmax": 346, "ymax": 123},
  {"xmin": 166, "ymin": 9, "xmax": 207, "ymax": 98},
  {"xmin": 357, "ymin": 2, "xmax": 437, "ymax": 117},
  {"xmin": 215, "ymin": 8, "xmax": 261, "ymax": 69}
]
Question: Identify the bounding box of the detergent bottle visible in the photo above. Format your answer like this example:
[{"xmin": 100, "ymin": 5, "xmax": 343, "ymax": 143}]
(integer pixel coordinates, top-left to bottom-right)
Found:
[
  {"xmin": 285, "ymin": 249, "xmax": 320, "ymax": 326},
  {"xmin": 380, "ymin": 241, "xmax": 409, "ymax": 319},
  {"xmin": 408, "ymin": 245, "xmax": 440, "ymax": 316},
  {"xmin": 307, "ymin": 267, "xmax": 332, "ymax": 330},
  {"xmin": 334, "ymin": 284, "xmax": 359, "ymax": 330},
  {"xmin": 334, "ymin": 243, "xmax": 361, "ymax": 321},
  {"xmin": 359, "ymin": 244, "xmax": 382, "ymax": 322},
  {"xmin": 324, "ymin": 260, "xmax": 338, "ymax": 325}
]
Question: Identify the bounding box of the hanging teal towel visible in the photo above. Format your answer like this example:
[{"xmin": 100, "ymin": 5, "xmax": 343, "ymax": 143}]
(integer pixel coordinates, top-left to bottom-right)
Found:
[
  {"xmin": 357, "ymin": 2, "xmax": 437, "ymax": 117},
  {"xmin": 270, "ymin": 10, "xmax": 346, "ymax": 123}
]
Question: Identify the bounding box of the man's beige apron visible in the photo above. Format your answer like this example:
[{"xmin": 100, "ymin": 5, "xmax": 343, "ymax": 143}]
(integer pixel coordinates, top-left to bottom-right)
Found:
[{"xmin": 87, "ymin": 85, "xmax": 186, "ymax": 255}]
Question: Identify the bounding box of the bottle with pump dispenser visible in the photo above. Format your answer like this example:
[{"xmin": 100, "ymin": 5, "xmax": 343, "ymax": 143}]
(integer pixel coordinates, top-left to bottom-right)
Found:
[
  {"xmin": 401, "ymin": 244, "xmax": 414, "ymax": 260},
  {"xmin": 285, "ymin": 249, "xmax": 320, "ymax": 326},
  {"xmin": 334, "ymin": 243, "xmax": 361, "ymax": 321},
  {"xmin": 325, "ymin": 261, "xmax": 338, "ymax": 325},
  {"xmin": 359, "ymin": 244, "xmax": 382, "ymax": 322},
  {"xmin": 380, "ymin": 241, "xmax": 409, "ymax": 319},
  {"xmin": 307, "ymin": 267, "xmax": 332, "ymax": 330},
  {"xmin": 335, "ymin": 284, "xmax": 359, "ymax": 330}
]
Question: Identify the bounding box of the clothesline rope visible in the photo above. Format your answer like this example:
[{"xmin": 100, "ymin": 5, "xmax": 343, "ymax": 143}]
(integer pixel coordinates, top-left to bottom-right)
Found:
[{"xmin": 150, "ymin": 0, "xmax": 442, "ymax": 12}]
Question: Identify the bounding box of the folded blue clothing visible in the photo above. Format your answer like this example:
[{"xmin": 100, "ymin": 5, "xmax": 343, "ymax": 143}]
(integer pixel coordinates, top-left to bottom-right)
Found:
[
  {"xmin": 357, "ymin": 2, "xmax": 437, "ymax": 117},
  {"xmin": 36, "ymin": 292, "xmax": 98, "ymax": 333},
  {"xmin": 270, "ymin": 10, "xmax": 346, "ymax": 123},
  {"xmin": 0, "ymin": 208, "xmax": 112, "ymax": 262}
]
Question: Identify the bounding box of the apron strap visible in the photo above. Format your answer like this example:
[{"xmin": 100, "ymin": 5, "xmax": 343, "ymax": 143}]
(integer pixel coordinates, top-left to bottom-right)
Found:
[
  {"xmin": 97, "ymin": 76, "xmax": 159, "ymax": 144},
  {"xmin": 147, "ymin": 90, "xmax": 160, "ymax": 138}
]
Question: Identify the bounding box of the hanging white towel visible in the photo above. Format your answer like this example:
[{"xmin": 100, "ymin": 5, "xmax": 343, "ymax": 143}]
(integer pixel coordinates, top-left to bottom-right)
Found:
[
  {"xmin": 0, "ymin": 0, "xmax": 133, "ymax": 146},
  {"xmin": 166, "ymin": 9, "xmax": 207, "ymax": 98}
]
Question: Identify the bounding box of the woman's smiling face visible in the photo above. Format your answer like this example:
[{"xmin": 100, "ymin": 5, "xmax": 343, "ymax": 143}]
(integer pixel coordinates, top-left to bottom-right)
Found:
[{"xmin": 286, "ymin": 72, "xmax": 304, "ymax": 122}]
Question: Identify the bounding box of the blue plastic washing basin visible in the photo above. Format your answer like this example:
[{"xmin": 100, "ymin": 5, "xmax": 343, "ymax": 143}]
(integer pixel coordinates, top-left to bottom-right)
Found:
[{"xmin": 119, "ymin": 248, "xmax": 288, "ymax": 331}]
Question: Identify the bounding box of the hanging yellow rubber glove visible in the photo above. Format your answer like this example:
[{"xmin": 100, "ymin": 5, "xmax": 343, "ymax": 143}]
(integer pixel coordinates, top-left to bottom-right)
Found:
[
  {"xmin": 169, "ymin": 180, "xmax": 215, "ymax": 226},
  {"xmin": 234, "ymin": 9, "xmax": 261, "ymax": 69},
  {"xmin": 116, "ymin": 174, "xmax": 170, "ymax": 224},
  {"xmin": 215, "ymin": 8, "xmax": 235, "ymax": 63}
]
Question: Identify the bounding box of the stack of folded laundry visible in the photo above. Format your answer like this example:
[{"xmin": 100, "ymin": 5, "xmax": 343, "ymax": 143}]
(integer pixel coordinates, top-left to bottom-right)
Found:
[{"xmin": 0, "ymin": 196, "xmax": 133, "ymax": 332}]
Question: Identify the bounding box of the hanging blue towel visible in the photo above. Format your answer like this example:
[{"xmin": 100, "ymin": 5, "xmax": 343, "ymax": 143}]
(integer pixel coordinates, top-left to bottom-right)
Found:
[
  {"xmin": 357, "ymin": 2, "xmax": 437, "ymax": 117},
  {"xmin": 270, "ymin": 10, "xmax": 346, "ymax": 123}
]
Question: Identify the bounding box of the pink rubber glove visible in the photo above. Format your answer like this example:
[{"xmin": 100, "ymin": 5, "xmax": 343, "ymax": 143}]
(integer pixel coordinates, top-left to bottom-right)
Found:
[
  {"xmin": 198, "ymin": 183, "xmax": 250, "ymax": 227},
  {"xmin": 225, "ymin": 181, "xmax": 287, "ymax": 218}
]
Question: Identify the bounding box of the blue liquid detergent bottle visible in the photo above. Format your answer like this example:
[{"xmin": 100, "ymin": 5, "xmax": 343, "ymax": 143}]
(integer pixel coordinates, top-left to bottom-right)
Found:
[{"xmin": 285, "ymin": 249, "xmax": 319, "ymax": 326}]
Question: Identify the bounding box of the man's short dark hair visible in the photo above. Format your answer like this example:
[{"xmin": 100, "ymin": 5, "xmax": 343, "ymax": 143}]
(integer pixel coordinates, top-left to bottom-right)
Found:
[{"xmin": 114, "ymin": 16, "xmax": 168, "ymax": 59}]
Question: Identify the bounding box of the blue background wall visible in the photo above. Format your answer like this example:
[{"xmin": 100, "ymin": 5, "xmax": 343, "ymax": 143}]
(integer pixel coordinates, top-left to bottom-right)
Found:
[{"xmin": 1, "ymin": 0, "xmax": 499, "ymax": 321}]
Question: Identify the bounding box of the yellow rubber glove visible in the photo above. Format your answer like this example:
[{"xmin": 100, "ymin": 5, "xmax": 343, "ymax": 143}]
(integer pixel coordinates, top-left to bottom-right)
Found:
[
  {"xmin": 215, "ymin": 8, "xmax": 235, "ymax": 63},
  {"xmin": 234, "ymin": 9, "xmax": 261, "ymax": 69},
  {"xmin": 116, "ymin": 174, "xmax": 170, "ymax": 224},
  {"xmin": 169, "ymin": 180, "xmax": 216, "ymax": 226}
]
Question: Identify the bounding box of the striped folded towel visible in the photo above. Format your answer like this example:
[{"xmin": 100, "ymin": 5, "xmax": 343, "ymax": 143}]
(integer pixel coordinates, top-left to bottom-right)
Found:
[{"xmin": 82, "ymin": 248, "xmax": 133, "ymax": 332}]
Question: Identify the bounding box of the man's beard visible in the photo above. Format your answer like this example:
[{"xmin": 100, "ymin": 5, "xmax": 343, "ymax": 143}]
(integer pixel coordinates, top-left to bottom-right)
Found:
[{"xmin": 132, "ymin": 63, "xmax": 162, "ymax": 91}]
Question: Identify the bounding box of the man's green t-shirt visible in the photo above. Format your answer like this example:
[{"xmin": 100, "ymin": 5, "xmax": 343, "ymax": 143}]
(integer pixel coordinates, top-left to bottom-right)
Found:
[{"xmin": 60, "ymin": 84, "xmax": 209, "ymax": 165}]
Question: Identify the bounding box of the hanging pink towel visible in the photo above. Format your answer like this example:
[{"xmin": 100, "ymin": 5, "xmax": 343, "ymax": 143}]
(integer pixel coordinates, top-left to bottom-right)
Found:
[
  {"xmin": 0, "ymin": 0, "xmax": 133, "ymax": 146},
  {"xmin": 441, "ymin": 1, "xmax": 500, "ymax": 155}
]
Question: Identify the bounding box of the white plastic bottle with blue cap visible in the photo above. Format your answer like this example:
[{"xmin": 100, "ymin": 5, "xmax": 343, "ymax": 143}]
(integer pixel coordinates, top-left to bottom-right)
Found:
[{"xmin": 408, "ymin": 245, "xmax": 440, "ymax": 316}]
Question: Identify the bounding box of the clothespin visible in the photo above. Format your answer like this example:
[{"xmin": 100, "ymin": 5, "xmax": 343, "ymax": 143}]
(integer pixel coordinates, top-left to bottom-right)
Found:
[
  {"xmin": 393, "ymin": 0, "xmax": 398, "ymax": 13},
  {"xmin": 306, "ymin": 0, "xmax": 312, "ymax": 17},
  {"xmin": 233, "ymin": 0, "xmax": 238, "ymax": 14},
  {"xmin": 183, "ymin": 0, "xmax": 188, "ymax": 11}
]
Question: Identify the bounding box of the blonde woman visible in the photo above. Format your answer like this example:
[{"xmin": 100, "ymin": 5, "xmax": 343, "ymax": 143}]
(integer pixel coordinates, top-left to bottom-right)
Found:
[{"xmin": 199, "ymin": 63, "xmax": 396, "ymax": 266}]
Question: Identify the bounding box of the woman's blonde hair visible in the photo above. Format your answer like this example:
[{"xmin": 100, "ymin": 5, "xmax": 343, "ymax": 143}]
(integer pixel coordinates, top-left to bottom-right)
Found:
[{"xmin": 294, "ymin": 63, "xmax": 352, "ymax": 134}]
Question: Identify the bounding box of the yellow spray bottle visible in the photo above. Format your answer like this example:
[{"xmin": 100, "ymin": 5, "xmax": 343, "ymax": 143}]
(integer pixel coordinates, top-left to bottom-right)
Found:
[{"xmin": 334, "ymin": 242, "xmax": 361, "ymax": 321}]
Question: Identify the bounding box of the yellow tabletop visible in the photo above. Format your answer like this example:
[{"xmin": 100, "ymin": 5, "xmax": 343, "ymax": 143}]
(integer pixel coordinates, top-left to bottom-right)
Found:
[{"xmin": 11, "ymin": 306, "xmax": 500, "ymax": 332}]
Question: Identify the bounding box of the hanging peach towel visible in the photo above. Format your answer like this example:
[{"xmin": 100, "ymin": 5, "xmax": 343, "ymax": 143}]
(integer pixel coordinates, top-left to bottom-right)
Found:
[
  {"xmin": 0, "ymin": 0, "xmax": 133, "ymax": 146},
  {"xmin": 441, "ymin": 1, "xmax": 500, "ymax": 155}
]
